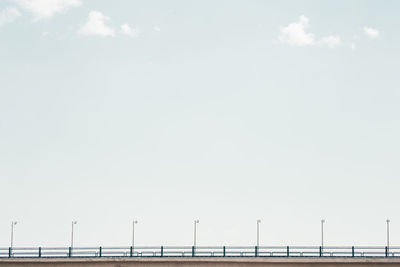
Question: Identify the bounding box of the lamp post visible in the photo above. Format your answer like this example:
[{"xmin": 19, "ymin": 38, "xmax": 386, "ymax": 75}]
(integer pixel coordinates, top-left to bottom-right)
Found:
[
  {"xmin": 193, "ymin": 220, "xmax": 199, "ymax": 248},
  {"xmin": 256, "ymin": 219, "xmax": 261, "ymax": 247},
  {"xmin": 71, "ymin": 221, "xmax": 77, "ymax": 249},
  {"xmin": 132, "ymin": 220, "xmax": 138, "ymax": 250},
  {"xmin": 10, "ymin": 221, "xmax": 17, "ymax": 249},
  {"xmin": 386, "ymin": 219, "xmax": 390, "ymax": 251},
  {"xmin": 321, "ymin": 219, "xmax": 325, "ymax": 253}
]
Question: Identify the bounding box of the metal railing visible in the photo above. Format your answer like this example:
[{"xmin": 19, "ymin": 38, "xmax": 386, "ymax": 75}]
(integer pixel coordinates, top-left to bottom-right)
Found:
[{"xmin": 1, "ymin": 246, "xmax": 400, "ymax": 258}]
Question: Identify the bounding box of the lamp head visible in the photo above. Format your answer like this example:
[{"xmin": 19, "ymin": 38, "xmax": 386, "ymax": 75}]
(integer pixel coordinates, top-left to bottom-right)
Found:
[
  {"xmin": 321, "ymin": 219, "xmax": 325, "ymax": 223},
  {"xmin": 194, "ymin": 220, "xmax": 199, "ymax": 223},
  {"xmin": 133, "ymin": 220, "xmax": 138, "ymax": 224},
  {"xmin": 72, "ymin": 221, "xmax": 77, "ymax": 224},
  {"xmin": 257, "ymin": 219, "xmax": 261, "ymax": 223}
]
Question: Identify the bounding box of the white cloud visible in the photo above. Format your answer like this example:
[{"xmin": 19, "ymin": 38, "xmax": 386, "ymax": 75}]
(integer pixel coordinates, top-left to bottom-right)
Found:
[
  {"xmin": 319, "ymin": 35, "xmax": 341, "ymax": 47},
  {"xmin": 278, "ymin": 15, "xmax": 315, "ymax": 46},
  {"xmin": 14, "ymin": 0, "xmax": 81, "ymax": 19},
  {"xmin": 350, "ymin": 42, "xmax": 356, "ymax": 50},
  {"xmin": 0, "ymin": 7, "xmax": 22, "ymax": 27},
  {"xmin": 153, "ymin": 26, "xmax": 160, "ymax": 32},
  {"xmin": 121, "ymin": 23, "xmax": 138, "ymax": 37},
  {"xmin": 78, "ymin": 11, "xmax": 115, "ymax": 37},
  {"xmin": 363, "ymin": 27, "xmax": 380, "ymax": 38}
]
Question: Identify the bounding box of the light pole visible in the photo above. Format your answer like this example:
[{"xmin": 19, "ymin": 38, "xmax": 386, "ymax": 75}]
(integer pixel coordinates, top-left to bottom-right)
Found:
[
  {"xmin": 71, "ymin": 221, "xmax": 77, "ymax": 249},
  {"xmin": 193, "ymin": 220, "xmax": 199, "ymax": 248},
  {"xmin": 132, "ymin": 220, "xmax": 138, "ymax": 249},
  {"xmin": 10, "ymin": 221, "xmax": 17, "ymax": 249},
  {"xmin": 256, "ymin": 219, "xmax": 261, "ymax": 247},
  {"xmin": 321, "ymin": 219, "xmax": 325, "ymax": 252},
  {"xmin": 386, "ymin": 219, "xmax": 390, "ymax": 250}
]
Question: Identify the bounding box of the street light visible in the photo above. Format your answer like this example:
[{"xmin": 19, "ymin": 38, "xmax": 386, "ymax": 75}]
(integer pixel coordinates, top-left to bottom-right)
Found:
[
  {"xmin": 132, "ymin": 220, "xmax": 138, "ymax": 248},
  {"xmin": 71, "ymin": 221, "xmax": 77, "ymax": 249},
  {"xmin": 193, "ymin": 220, "xmax": 199, "ymax": 248},
  {"xmin": 10, "ymin": 221, "xmax": 17, "ymax": 249},
  {"xmin": 321, "ymin": 219, "xmax": 325, "ymax": 252},
  {"xmin": 256, "ymin": 219, "xmax": 261, "ymax": 247},
  {"xmin": 386, "ymin": 219, "xmax": 390, "ymax": 250}
]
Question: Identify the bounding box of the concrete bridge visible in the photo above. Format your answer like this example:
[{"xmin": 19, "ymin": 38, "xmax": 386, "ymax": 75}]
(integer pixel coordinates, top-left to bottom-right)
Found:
[{"xmin": 2, "ymin": 257, "xmax": 400, "ymax": 266}]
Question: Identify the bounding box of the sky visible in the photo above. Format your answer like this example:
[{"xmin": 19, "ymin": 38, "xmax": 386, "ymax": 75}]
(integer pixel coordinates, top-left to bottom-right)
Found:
[{"xmin": 1, "ymin": 0, "xmax": 400, "ymax": 248}]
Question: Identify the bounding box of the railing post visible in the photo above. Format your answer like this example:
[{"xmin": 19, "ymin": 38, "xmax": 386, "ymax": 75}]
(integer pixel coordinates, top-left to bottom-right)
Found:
[
  {"xmin": 385, "ymin": 246, "xmax": 388, "ymax": 257},
  {"xmin": 192, "ymin": 246, "xmax": 195, "ymax": 257},
  {"xmin": 161, "ymin": 246, "xmax": 163, "ymax": 257},
  {"xmin": 130, "ymin": 246, "xmax": 133, "ymax": 257},
  {"xmin": 287, "ymin": 246, "xmax": 290, "ymax": 257},
  {"xmin": 8, "ymin": 247, "xmax": 11, "ymax": 258},
  {"xmin": 319, "ymin": 246, "xmax": 322, "ymax": 257},
  {"xmin": 68, "ymin": 247, "xmax": 72, "ymax": 257},
  {"xmin": 223, "ymin": 246, "xmax": 226, "ymax": 257},
  {"xmin": 352, "ymin": 246, "xmax": 354, "ymax": 257},
  {"xmin": 99, "ymin": 246, "xmax": 102, "ymax": 257},
  {"xmin": 255, "ymin": 246, "xmax": 258, "ymax": 257},
  {"xmin": 38, "ymin": 247, "xmax": 42, "ymax": 258}
]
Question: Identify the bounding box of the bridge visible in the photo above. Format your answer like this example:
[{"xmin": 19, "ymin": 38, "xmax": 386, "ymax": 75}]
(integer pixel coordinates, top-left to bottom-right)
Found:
[{"xmin": 2, "ymin": 246, "xmax": 400, "ymax": 266}]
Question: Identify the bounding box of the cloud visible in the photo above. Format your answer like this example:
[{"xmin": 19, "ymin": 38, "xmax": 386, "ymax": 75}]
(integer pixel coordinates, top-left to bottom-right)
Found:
[
  {"xmin": 278, "ymin": 16, "xmax": 345, "ymax": 49},
  {"xmin": 0, "ymin": 7, "xmax": 21, "ymax": 27},
  {"xmin": 14, "ymin": 0, "xmax": 81, "ymax": 19},
  {"xmin": 153, "ymin": 26, "xmax": 160, "ymax": 32},
  {"xmin": 120, "ymin": 23, "xmax": 138, "ymax": 37},
  {"xmin": 363, "ymin": 27, "xmax": 379, "ymax": 38},
  {"xmin": 278, "ymin": 15, "xmax": 315, "ymax": 46},
  {"xmin": 78, "ymin": 11, "xmax": 115, "ymax": 37},
  {"xmin": 319, "ymin": 35, "xmax": 341, "ymax": 47}
]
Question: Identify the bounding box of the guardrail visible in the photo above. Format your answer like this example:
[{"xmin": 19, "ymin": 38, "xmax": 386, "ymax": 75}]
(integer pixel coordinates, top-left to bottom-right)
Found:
[{"xmin": 1, "ymin": 246, "xmax": 400, "ymax": 258}]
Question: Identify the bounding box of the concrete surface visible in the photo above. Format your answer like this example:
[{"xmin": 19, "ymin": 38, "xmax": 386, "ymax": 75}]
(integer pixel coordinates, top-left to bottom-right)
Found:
[{"xmin": 1, "ymin": 257, "xmax": 400, "ymax": 267}]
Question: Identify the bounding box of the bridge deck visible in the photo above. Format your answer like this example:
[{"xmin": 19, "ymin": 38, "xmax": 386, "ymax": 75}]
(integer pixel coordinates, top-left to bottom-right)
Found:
[{"xmin": 2, "ymin": 257, "xmax": 400, "ymax": 266}]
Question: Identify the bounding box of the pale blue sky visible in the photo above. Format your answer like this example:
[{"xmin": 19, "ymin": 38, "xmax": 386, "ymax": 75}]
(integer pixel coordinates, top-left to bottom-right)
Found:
[{"xmin": 1, "ymin": 0, "xmax": 400, "ymax": 248}]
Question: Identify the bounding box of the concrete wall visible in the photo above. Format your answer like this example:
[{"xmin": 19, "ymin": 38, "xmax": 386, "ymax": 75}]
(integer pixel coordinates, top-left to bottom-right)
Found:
[{"xmin": 1, "ymin": 258, "xmax": 400, "ymax": 267}]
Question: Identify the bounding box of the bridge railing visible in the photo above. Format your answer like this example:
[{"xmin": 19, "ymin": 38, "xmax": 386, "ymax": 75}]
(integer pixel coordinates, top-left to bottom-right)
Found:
[{"xmin": 1, "ymin": 246, "xmax": 400, "ymax": 258}]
